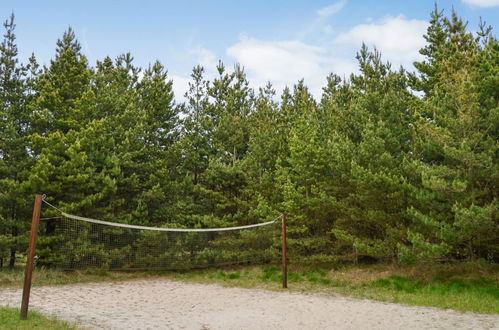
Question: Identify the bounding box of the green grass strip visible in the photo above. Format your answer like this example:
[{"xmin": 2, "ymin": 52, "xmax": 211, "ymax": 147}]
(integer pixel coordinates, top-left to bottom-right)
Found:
[{"xmin": 0, "ymin": 307, "xmax": 78, "ymax": 329}]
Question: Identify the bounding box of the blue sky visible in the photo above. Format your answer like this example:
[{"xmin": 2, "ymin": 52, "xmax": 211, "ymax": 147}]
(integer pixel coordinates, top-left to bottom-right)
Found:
[{"xmin": 2, "ymin": 0, "xmax": 498, "ymax": 98}]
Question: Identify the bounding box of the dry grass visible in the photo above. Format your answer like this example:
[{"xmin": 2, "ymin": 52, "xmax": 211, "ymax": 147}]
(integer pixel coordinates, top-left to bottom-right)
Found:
[
  {"xmin": 0, "ymin": 267, "xmax": 165, "ymax": 288},
  {"xmin": 326, "ymin": 262, "xmax": 499, "ymax": 285},
  {"xmin": 349, "ymin": 262, "xmax": 493, "ymax": 286}
]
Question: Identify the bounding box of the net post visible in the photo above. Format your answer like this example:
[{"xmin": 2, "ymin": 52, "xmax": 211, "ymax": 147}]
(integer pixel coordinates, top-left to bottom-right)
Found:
[
  {"xmin": 281, "ymin": 213, "xmax": 287, "ymax": 289},
  {"xmin": 20, "ymin": 194, "xmax": 42, "ymax": 320}
]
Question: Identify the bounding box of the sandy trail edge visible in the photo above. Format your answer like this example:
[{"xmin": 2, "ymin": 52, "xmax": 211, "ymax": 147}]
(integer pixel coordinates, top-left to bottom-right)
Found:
[{"xmin": 1, "ymin": 278, "xmax": 498, "ymax": 330}]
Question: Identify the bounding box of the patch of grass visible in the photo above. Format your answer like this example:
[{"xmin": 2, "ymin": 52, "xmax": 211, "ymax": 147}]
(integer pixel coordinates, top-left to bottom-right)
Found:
[
  {"xmin": 259, "ymin": 266, "xmax": 303, "ymax": 283},
  {"xmin": 261, "ymin": 266, "xmax": 279, "ymax": 281},
  {"xmin": 362, "ymin": 275, "xmax": 499, "ymax": 313},
  {"xmin": 369, "ymin": 276, "xmax": 424, "ymax": 293},
  {"xmin": 0, "ymin": 307, "xmax": 79, "ymax": 329},
  {"xmin": 208, "ymin": 270, "xmax": 241, "ymax": 280},
  {"xmin": 304, "ymin": 269, "xmax": 330, "ymax": 284}
]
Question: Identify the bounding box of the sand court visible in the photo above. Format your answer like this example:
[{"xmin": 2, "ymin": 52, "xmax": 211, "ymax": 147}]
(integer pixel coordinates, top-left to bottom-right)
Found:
[{"xmin": 1, "ymin": 278, "xmax": 498, "ymax": 329}]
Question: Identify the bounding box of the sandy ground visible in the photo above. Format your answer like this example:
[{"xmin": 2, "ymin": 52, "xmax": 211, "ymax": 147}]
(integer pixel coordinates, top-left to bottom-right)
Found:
[{"xmin": 1, "ymin": 279, "xmax": 498, "ymax": 330}]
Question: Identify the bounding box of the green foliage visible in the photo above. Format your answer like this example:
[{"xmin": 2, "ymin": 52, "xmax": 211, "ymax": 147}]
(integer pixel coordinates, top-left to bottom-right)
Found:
[
  {"xmin": 404, "ymin": 8, "xmax": 499, "ymax": 262},
  {"xmin": 0, "ymin": 14, "xmax": 33, "ymax": 269}
]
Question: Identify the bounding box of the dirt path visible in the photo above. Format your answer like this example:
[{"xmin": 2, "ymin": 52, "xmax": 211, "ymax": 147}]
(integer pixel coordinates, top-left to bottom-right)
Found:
[{"xmin": 1, "ymin": 278, "xmax": 498, "ymax": 329}]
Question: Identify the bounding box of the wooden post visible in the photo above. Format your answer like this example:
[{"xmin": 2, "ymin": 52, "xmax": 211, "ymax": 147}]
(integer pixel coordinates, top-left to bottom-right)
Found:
[
  {"xmin": 20, "ymin": 194, "xmax": 42, "ymax": 319},
  {"xmin": 281, "ymin": 213, "xmax": 287, "ymax": 289}
]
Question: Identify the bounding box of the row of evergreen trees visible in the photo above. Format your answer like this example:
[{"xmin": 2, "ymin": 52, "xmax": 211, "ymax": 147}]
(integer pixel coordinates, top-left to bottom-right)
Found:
[{"xmin": 0, "ymin": 7, "xmax": 497, "ymax": 268}]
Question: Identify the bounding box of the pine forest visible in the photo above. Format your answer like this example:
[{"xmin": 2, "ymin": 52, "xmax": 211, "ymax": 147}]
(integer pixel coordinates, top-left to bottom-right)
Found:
[{"xmin": 0, "ymin": 7, "xmax": 498, "ymax": 270}]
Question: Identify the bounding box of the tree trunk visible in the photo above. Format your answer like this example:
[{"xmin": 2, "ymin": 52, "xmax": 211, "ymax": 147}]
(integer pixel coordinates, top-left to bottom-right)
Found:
[
  {"xmin": 8, "ymin": 248, "xmax": 16, "ymax": 269},
  {"xmin": 9, "ymin": 223, "xmax": 18, "ymax": 269}
]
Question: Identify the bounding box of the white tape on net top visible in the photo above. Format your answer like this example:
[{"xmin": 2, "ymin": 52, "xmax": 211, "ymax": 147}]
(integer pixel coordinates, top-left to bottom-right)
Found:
[
  {"xmin": 59, "ymin": 211, "xmax": 279, "ymax": 232},
  {"xmin": 42, "ymin": 197, "xmax": 280, "ymax": 232}
]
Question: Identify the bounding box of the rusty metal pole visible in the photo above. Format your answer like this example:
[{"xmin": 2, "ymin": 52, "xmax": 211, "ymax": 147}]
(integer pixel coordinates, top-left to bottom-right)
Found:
[
  {"xmin": 281, "ymin": 213, "xmax": 287, "ymax": 289},
  {"xmin": 20, "ymin": 194, "xmax": 42, "ymax": 319}
]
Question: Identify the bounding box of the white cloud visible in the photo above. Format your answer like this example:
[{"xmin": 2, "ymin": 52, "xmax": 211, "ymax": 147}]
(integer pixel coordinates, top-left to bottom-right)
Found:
[
  {"xmin": 462, "ymin": 0, "xmax": 499, "ymax": 7},
  {"xmin": 317, "ymin": 1, "xmax": 347, "ymax": 18},
  {"xmin": 190, "ymin": 47, "xmax": 218, "ymax": 70},
  {"xmin": 226, "ymin": 36, "xmax": 357, "ymax": 98},
  {"xmin": 335, "ymin": 15, "xmax": 428, "ymax": 69},
  {"xmin": 226, "ymin": 14, "xmax": 430, "ymax": 99},
  {"xmin": 172, "ymin": 12, "xmax": 430, "ymax": 101},
  {"xmin": 227, "ymin": 37, "xmax": 324, "ymax": 82},
  {"xmin": 221, "ymin": 1, "xmax": 354, "ymax": 99}
]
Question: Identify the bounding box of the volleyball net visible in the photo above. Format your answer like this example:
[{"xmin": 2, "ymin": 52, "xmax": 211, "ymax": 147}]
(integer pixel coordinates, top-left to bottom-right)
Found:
[{"xmin": 38, "ymin": 197, "xmax": 281, "ymax": 271}]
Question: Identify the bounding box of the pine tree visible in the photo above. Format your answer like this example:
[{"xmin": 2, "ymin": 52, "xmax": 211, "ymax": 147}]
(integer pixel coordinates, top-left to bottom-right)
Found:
[
  {"xmin": 132, "ymin": 60, "xmax": 180, "ymax": 224},
  {"xmin": 31, "ymin": 27, "xmax": 92, "ymax": 135},
  {"xmin": 409, "ymin": 4, "xmax": 448, "ymax": 96},
  {"xmin": 0, "ymin": 14, "xmax": 32, "ymax": 268},
  {"xmin": 26, "ymin": 31, "xmax": 120, "ymax": 267},
  {"xmin": 243, "ymin": 83, "xmax": 283, "ymax": 219},
  {"xmin": 28, "ymin": 27, "xmax": 94, "ymax": 201},
  {"xmin": 208, "ymin": 62, "xmax": 254, "ymax": 163},
  {"xmin": 180, "ymin": 65, "xmax": 212, "ymax": 187},
  {"xmin": 87, "ymin": 53, "xmax": 142, "ymax": 224},
  {"xmin": 402, "ymin": 11, "xmax": 498, "ymax": 262},
  {"xmin": 332, "ymin": 47, "xmax": 414, "ymax": 262},
  {"xmin": 276, "ymin": 81, "xmax": 342, "ymax": 261},
  {"xmin": 278, "ymin": 46, "xmax": 415, "ymax": 262},
  {"xmin": 184, "ymin": 62, "xmax": 256, "ymax": 227}
]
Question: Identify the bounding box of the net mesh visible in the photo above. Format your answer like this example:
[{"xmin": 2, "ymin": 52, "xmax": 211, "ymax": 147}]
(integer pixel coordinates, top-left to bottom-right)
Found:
[{"xmin": 37, "ymin": 211, "xmax": 280, "ymax": 271}]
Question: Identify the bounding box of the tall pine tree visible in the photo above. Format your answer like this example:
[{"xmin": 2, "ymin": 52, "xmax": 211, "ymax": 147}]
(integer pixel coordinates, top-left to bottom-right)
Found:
[{"xmin": 0, "ymin": 14, "xmax": 31, "ymax": 268}]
